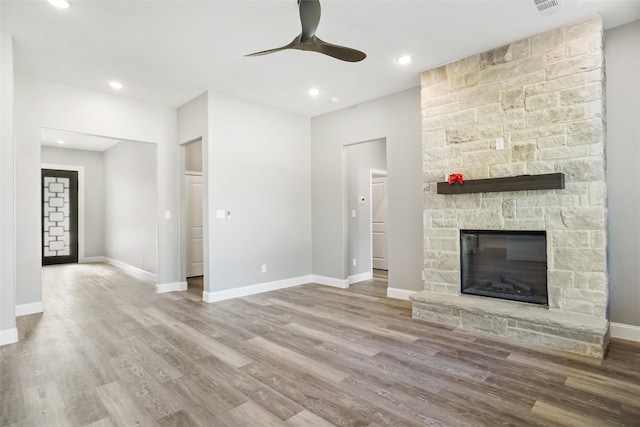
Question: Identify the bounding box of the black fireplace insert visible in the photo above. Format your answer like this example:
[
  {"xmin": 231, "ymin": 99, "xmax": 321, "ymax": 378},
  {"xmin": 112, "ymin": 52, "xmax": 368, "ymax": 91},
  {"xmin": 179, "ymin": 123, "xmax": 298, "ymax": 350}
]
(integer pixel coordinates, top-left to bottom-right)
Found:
[{"xmin": 460, "ymin": 230, "xmax": 547, "ymax": 305}]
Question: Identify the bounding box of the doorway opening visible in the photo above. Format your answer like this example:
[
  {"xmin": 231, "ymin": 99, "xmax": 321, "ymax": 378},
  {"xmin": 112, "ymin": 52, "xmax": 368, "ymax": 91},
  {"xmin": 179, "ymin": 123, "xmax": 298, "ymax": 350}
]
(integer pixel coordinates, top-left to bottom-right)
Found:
[
  {"xmin": 40, "ymin": 128, "xmax": 158, "ymax": 275},
  {"xmin": 344, "ymin": 138, "xmax": 387, "ymax": 293},
  {"xmin": 181, "ymin": 139, "xmax": 204, "ymax": 294}
]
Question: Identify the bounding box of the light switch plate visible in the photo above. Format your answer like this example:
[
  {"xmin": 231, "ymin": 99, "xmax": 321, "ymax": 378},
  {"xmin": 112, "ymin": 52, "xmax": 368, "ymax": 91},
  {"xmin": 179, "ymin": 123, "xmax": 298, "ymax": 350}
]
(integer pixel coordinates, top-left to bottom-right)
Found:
[
  {"xmin": 352, "ymin": 210, "xmax": 356, "ymax": 218},
  {"xmin": 216, "ymin": 209, "xmax": 226, "ymax": 219},
  {"xmin": 164, "ymin": 210, "xmax": 171, "ymax": 219},
  {"xmin": 496, "ymin": 137, "xmax": 505, "ymax": 150}
]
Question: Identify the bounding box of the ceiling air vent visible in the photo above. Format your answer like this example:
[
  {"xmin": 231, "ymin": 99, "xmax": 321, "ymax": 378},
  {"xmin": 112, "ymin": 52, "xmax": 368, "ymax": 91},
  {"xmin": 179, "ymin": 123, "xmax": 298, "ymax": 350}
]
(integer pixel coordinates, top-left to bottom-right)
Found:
[{"xmin": 532, "ymin": 0, "xmax": 563, "ymax": 16}]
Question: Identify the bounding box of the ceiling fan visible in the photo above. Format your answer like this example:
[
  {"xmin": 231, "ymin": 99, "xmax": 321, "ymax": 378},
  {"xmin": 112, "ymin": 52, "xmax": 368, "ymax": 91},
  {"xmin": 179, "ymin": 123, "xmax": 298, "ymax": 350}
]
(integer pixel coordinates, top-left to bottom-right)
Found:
[{"xmin": 245, "ymin": 0, "xmax": 366, "ymax": 63}]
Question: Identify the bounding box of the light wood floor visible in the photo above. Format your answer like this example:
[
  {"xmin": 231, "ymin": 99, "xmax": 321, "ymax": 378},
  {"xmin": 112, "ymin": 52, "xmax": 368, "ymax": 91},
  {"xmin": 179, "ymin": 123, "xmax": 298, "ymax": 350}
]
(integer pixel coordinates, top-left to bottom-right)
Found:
[{"xmin": 1, "ymin": 263, "xmax": 639, "ymax": 426}]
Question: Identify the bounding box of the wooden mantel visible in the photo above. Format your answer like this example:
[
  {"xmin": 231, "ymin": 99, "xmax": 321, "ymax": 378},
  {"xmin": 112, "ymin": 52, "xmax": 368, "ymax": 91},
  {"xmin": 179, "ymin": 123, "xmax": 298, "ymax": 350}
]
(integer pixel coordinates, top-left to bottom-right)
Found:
[{"xmin": 436, "ymin": 173, "xmax": 565, "ymax": 195}]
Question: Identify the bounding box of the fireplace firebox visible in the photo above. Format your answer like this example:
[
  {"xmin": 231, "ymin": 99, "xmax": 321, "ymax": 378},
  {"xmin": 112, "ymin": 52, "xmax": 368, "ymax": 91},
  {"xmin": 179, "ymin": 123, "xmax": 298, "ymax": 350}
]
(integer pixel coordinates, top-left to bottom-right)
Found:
[{"xmin": 460, "ymin": 230, "xmax": 547, "ymax": 305}]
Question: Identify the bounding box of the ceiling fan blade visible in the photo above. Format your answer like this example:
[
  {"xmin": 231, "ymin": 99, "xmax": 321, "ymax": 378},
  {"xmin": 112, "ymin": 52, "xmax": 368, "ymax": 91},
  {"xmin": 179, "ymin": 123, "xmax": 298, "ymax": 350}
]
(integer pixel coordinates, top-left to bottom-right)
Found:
[
  {"xmin": 245, "ymin": 0, "xmax": 367, "ymax": 63},
  {"xmin": 245, "ymin": 36, "xmax": 301, "ymax": 57},
  {"xmin": 299, "ymin": 0, "xmax": 321, "ymax": 41},
  {"xmin": 309, "ymin": 37, "xmax": 366, "ymax": 62}
]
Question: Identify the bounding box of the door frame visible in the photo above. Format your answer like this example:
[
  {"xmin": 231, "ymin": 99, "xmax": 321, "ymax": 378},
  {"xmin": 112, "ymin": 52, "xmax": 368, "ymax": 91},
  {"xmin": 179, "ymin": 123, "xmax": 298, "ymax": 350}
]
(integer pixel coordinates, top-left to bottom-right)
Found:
[{"xmin": 41, "ymin": 163, "xmax": 87, "ymax": 263}]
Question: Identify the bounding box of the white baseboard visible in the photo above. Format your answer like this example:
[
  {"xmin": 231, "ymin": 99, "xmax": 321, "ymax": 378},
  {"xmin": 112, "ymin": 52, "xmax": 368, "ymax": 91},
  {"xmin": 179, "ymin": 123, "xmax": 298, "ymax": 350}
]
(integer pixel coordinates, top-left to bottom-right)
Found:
[
  {"xmin": 16, "ymin": 301, "xmax": 44, "ymax": 316},
  {"xmin": 387, "ymin": 287, "xmax": 417, "ymax": 301},
  {"xmin": 105, "ymin": 257, "xmax": 156, "ymax": 282},
  {"xmin": 311, "ymin": 275, "xmax": 349, "ymax": 289},
  {"xmin": 610, "ymin": 322, "xmax": 640, "ymax": 342},
  {"xmin": 0, "ymin": 328, "xmax": 18, "ymax": 346},
  {"xmin": 79, "ymin": 256, "xmax": 106, "ymax": 263},
  {"xmin": 203, "ymin": 275, "xmax": 313, "ymax": 303},
  {"xmin": 156, "ymin": 281, "xmax": 188, "ymax": 294},
  {"xmin": 348, "ymin": 272, "xmax": 373, "ymax": 284}
]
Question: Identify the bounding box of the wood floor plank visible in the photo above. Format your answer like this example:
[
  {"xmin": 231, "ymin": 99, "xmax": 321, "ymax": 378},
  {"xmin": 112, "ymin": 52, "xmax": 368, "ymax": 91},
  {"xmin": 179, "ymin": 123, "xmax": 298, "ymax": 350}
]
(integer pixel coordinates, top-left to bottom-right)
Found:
[
  {"xmin": 157, "ymin": 409, "xmax": 201, "ymax": 427},
  {"xmin": 285, "ymin": 322, "xmax": 380, "ymax": 357},
  {"xmin": 22, "ymin": 381, "xmax": 68, "ymax": 426},
  {"xmin": 108, "ymin": 354, "xmax": 182, "ymax": 420},
  {"xmin": 230, "ymin": 401, "xmax": 287, "ymax": 426},
  {"xmin": 196, "ymin": 355, "xmax": 303, "ymax": 421},
  {"xmin": 267, "ymin": 297, "xmax": 420, "ymax": 343},
  {"xmin": 84, "ymin": 417, "xmax": 116, "ymax": 427},
  {"xmin": 285, "ymin": 410, "xmax": 334, "ymax": 427},
  {"xmin": 95, "ymin": 381, "xmax": 160, "ymax": 426},
  {"xmin": 1, "ymin": 264, "xmax": 637, "ymax": 426},
  {"xmin": 143, "ymin": 307, "xmax": 253, "ymax": 368},
  {"xmin": 564, "ymin": 376, "xmax": 640, "ymax": 408},
  {"xmin": 530, "ymin": 401, "xmax": 616, "ymax": 427},
  {"xmin": 245, "ymin": 336, "xmax": 349, "ymax": 383}
]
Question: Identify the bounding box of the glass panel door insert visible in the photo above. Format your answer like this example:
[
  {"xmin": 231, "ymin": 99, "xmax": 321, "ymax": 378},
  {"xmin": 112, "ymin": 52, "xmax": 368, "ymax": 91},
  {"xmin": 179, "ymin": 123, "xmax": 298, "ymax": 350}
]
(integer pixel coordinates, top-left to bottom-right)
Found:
[{"xmin": 42, "ymin": 169, "xmax": 79, "ymax": 265}]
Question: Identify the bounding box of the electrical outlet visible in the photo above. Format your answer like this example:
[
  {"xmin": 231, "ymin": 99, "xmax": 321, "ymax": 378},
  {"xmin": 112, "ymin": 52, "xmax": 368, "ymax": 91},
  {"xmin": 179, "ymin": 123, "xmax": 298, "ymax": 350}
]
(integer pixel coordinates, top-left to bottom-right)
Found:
[
  {"xmin": 261, "ymin": 264, "xmax": 267, "ymax": 273},
  {"xmin": 352, "ymin": 259, "xmax": 357, "ymax": 267}
]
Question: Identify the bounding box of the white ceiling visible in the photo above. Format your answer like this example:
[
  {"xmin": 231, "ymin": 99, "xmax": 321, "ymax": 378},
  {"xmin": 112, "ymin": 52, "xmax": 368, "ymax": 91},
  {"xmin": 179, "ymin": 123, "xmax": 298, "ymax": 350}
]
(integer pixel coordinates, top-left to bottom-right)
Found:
[
  {"xmin": 2, "ymin": 0, "xmax": 639, "ymax": 118},
  {"xmin": 41, "ymin": 128, "xmax": 121, "ymax": 152}
]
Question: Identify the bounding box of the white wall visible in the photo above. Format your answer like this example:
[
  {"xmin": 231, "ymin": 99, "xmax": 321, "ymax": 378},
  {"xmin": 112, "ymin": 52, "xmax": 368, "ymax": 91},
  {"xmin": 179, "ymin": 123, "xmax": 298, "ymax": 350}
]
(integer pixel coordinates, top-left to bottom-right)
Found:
[
  {"xmin": 345, "ymin": 139, "xmax": 386, "ymax": 277},
  {"xmin": 185, "ymin": 139, "xmax": 202, "ymax": 173},
  {"xmin": 104, "ymin": 141, "xmax": 157, "ymax": 274},
  {"xmin": 13, "ymin": 75, "xmax": 178, "ymax": 306},
  {"xmin": 41, "ymin": 146, "xmax": 105, "ymax": 258},
  {"xmin": 311, "ymin": 88, "xmax": 423, "ymax": 292},
  {"xmin": 208, "ymin": 93, "xmax": 312, "ymax": 292},
  {"xmin": 605, "ymin": 20, "xmax": 640, "ymax": 327},
  {"xmin": 0, "ymin": 32, "xmax": 16, "ymax": 343}
]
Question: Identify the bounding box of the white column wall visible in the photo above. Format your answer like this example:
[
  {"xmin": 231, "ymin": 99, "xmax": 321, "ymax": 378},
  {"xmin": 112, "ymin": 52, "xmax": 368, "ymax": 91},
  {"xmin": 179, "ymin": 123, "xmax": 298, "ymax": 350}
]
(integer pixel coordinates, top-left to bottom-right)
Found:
[{"xmin": 0, "ymin": 32, "xmax": 17, "ymax": 344}]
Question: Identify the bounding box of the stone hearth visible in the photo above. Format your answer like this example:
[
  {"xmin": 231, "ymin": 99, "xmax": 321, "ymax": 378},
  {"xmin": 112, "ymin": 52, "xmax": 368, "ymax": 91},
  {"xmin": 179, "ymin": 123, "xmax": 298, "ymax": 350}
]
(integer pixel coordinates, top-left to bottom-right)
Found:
[{"xmin": 412, "ymin": 15, "xmax": 609, "ymax": 358}]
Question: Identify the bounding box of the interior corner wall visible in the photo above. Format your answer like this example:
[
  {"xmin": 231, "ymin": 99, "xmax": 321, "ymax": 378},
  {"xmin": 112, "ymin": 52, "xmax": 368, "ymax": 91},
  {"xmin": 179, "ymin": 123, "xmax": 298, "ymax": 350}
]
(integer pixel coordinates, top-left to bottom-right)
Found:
[
  {"xmin": 345, "ymin": 139, "xmax": 387, "ymax": 277},
  {"xmin": 0, "ymin": 32, "xmax": 16, "ymax": 338},
  {"xmin": 104, "ymin": 141, "xmax": 158, "ymax": 274},
  {"xmin": 208, "ymin": 92, "xmax": 311, "ymax": 292},
  {"xmin": 14, "ymin": 75, "xmax": 178, "ymax": 305},
  {"xmin": 41, "ymin": 146, "xmax": 105, "ymax": 258},
  {"xmin": 311, "ymin": 88, "xmax": 423, "ymax": 291},
  {"xmin": 604, "ymin": 19, "xmax": 640, "ymax": 327}
]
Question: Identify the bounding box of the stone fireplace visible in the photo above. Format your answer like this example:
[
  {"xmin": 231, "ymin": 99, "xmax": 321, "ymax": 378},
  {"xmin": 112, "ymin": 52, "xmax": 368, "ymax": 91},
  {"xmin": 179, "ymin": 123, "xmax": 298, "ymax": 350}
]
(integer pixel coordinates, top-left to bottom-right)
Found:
[{"xmin": 410, "ymin": 15, "xmax": 610, "ymax": 358}]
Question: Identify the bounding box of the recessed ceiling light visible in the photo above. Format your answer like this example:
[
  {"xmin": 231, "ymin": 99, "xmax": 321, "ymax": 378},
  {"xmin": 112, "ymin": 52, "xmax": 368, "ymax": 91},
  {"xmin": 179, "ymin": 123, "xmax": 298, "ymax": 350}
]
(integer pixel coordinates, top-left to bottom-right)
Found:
[
  {"xmin": 48, "ymin": 0, "xmax": 70, "ymax": 9},
  {"xmin": 308, "ymin": 88, "xmax": 320, "ymax": 97},
  {"xmin": 396, "ymin": 55, "xmax": 413, "ymax": 65},
  {"xmin": 57, "ymin": 140, "xmax": 65, "ymax": 144},
  {"xmin": 108, "ymin": 81, "xmax": 123, "ymax": 90}
]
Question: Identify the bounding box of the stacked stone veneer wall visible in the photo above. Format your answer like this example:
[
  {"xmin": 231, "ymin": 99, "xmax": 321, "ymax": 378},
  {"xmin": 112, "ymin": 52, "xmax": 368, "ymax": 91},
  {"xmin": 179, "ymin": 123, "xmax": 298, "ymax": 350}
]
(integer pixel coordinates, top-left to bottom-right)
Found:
[{"xmin": 416, "ymin": 16, "xmax": 608, "ymax": 355}]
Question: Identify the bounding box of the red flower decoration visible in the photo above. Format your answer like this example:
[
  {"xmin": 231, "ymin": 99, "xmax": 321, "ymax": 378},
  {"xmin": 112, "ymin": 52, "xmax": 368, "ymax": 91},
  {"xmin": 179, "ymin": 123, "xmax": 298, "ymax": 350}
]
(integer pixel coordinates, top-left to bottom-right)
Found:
[{"xmin": 448, "ymin": 174, "xmax": 464, "ymax": 185}]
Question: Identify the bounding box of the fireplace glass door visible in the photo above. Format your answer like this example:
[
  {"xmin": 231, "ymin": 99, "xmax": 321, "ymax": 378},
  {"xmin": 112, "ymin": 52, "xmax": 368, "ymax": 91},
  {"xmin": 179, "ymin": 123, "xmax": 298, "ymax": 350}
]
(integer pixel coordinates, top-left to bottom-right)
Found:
[{"xmin": 460, "ymin": 230, "xmax": 547, "ymax": 305}]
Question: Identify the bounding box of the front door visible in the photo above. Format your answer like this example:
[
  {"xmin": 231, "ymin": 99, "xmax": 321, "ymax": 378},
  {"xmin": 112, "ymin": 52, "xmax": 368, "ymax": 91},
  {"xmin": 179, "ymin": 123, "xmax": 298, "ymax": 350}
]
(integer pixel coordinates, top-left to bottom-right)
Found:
[{"xmin": 42, "ymin": 169, "xmax": 79, "ymax": 265}]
